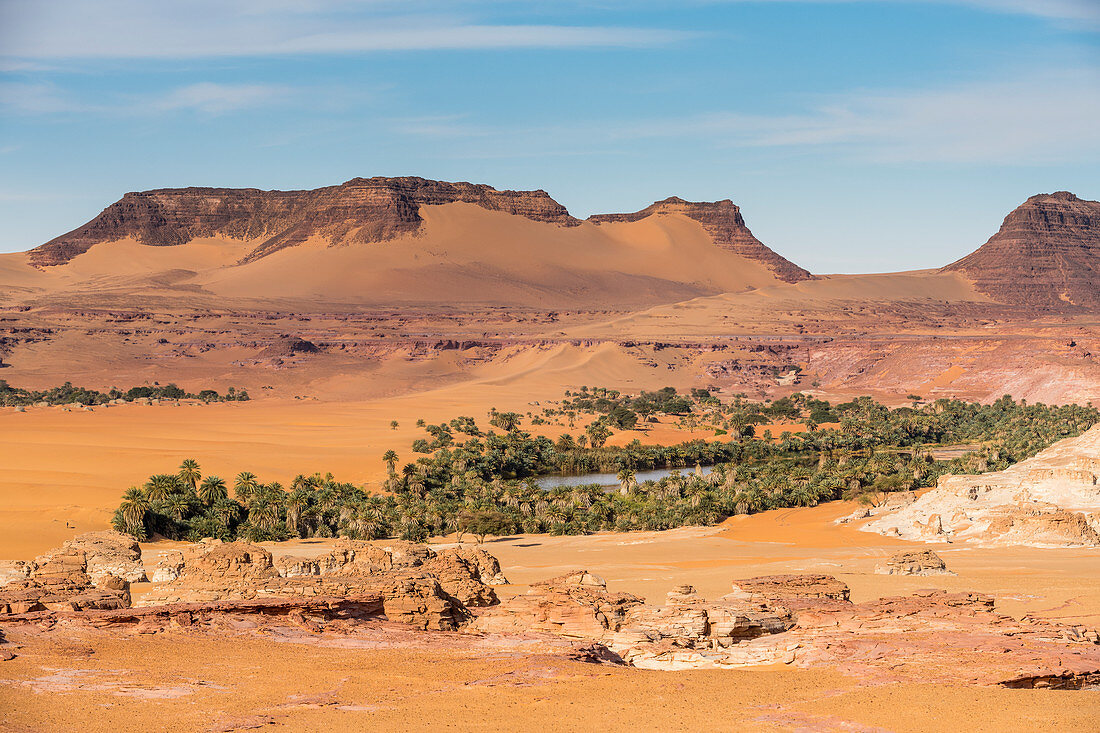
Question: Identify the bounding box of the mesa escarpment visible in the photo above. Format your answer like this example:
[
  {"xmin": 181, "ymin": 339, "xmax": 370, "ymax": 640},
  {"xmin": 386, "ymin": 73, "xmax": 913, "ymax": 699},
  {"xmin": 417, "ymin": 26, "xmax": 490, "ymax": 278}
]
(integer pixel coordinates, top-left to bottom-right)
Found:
[
  {"xmin": 943, "ymin": 191, "xmax": 1100, "ymax": 310},
  {"xmin": 29, "ymin": 176, "xmax": 581, "ymax": 267},
  {"xmin": 589, "ymin": 196, "xmax": 813, "ymax": 283}
]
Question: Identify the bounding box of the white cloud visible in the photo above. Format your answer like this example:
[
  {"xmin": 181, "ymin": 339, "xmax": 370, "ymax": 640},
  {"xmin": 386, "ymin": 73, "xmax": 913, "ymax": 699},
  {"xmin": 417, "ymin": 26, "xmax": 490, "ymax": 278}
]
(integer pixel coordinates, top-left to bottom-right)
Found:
[
  {"xmin": 695, "ymin": 69, "xmax": 1100, "ymax": 163},
  {"xmin": 0, "ymin": 1, "xmax": 694, "ymax": 60},
  {"xmin": 0, "ymin": 82, "xmax": 76, "ymax": 114},
  {"xmin": 0, "ymin": 81, "xmax": 291, "ymax": 117},
  {"xmin": 393, "ymin": 69, "xmax": 1100, "ymax": 165},
  {"xmin": 149, "ymin": 83, "xmax": 291, "ymax": 115},
  {"xmin": 700, "ymin": 0, "xmax": 1100, "ymax": 24}
]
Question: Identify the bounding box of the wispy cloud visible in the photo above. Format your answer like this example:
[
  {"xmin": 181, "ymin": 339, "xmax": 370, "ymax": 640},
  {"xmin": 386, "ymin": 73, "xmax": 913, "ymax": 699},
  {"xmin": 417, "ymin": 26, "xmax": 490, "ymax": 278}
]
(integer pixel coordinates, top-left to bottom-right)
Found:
[
  {"xmin": 149, "ymin": 83, "xmax": 292, "ymax": 115},
  {"xmin": 0, "ymin": 81, "xmax": 292, "ymax": 117},
  {"xmin": 701, "ymin": 0, "xmax": 1100, "ymax": 24},
  {"xmin": 0, "ymin": 1, "xmax": 695, "ymax": 60},
  {"xmin": 393, "ymin": 69, "xmax": 1100, "ymax": 165}
]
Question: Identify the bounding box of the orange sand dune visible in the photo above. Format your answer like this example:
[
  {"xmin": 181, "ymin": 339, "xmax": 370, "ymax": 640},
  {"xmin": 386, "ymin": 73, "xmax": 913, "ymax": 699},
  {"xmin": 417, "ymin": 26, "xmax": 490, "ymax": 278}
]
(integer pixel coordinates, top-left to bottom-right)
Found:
[{"xmin": 1, "ymin": 204, "xmax": 788, "ymax": 309}]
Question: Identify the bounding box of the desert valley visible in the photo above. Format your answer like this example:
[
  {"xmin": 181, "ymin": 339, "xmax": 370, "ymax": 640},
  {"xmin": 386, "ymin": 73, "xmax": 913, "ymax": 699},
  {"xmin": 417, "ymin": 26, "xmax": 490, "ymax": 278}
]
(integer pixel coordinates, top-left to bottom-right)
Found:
[{"xmin": 0, "ymin": 174, "xmax": 1098, "ymax": 731}]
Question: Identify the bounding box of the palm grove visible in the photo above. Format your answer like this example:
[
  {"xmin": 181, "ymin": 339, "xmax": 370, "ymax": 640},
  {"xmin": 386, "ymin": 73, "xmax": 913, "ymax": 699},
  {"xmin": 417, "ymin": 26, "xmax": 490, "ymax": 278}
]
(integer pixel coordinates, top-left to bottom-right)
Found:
[{"xmin": 113, "ymin": 390, "xmax": 1098, "ymax": 543}]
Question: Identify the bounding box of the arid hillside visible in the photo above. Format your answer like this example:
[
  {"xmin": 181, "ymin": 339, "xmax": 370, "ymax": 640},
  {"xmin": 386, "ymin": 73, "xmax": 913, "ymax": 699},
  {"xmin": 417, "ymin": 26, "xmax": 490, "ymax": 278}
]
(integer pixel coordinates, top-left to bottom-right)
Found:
[
  {"xmin": 943, "ymin": 191, "xmax": 1100, "ymax": 310},
  {"xmin": 0, "ymin": 182, "xmax": 1096, "ymax": 404}
]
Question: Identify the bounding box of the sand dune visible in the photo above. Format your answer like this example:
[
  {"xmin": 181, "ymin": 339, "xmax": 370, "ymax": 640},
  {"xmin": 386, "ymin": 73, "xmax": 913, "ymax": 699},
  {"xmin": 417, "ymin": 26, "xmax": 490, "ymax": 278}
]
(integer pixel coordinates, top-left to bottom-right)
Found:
[{"xmin": 3, "ymin": 204, "xmax": 790, "ymax": 309}]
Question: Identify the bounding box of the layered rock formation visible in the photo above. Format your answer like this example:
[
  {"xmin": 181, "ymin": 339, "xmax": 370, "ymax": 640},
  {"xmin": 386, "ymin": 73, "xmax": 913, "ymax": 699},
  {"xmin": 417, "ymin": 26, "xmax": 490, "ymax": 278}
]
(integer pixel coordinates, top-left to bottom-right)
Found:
[
  {"xmin": 472, "ymin": 571, "xmax": 1100, "ymax": 684},
  {"xmin": 0, "ymin": 531, "xmax": 141, "ymax": 614},
  {"xmin": 29, "ymin": 177, "xmax": 580, "ymax": 266},
  {"xmin": 875, "ymin": 549, "xmax": 954, "ymax": 576},
  {"xmin": 861, "ymin": 425, "xmax": 1100, "ymax": 546},
  {"xmin": 942, "ymin": 191, "xmax": 1100, "ymax": 309},
  {"xmin": 137, "ymin": 539, "xmax": 505, "ymax": 629},
  {"xmin": 589, "ymin": 197, "xmax": 813, "ymax": 283},
  {"xmin": 3, "ymin": 541, "xmax": 1099, "ymax": 687}
]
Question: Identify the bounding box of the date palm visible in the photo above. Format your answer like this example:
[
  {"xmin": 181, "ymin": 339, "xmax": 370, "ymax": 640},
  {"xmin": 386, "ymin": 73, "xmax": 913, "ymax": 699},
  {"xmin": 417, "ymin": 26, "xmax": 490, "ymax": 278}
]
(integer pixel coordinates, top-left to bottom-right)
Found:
[
  {"xmin": 166, "ymin": 492, "xmax": 190, "ymax": 521},
  {"xmin": 144, "ymin": 474, "xmax": 177, "ymax": 503},
  {"xmin": 120, "ymin": 487, "xmax": 150, "ymax": 530},
  {"xmin": 212, "ymin": 497, "xmax": 239, "ymax": 528},
  {"xmin": 178, "ymin": 459, "xmax": 201, "ymax": 491},
  {"xmin": 614, "ymin": 467, "xmax": 635, "ymax": 496},
  {"xmin": 198, "ymin": 475, "xmax": 228, "ymax": 506},
  {"xmin": 234, "ymin": 471, "xmax": 259, "ymax": 503},
  {"xmin": 382, "ymin": 450, "xmax": 399, "ymax": 476}
]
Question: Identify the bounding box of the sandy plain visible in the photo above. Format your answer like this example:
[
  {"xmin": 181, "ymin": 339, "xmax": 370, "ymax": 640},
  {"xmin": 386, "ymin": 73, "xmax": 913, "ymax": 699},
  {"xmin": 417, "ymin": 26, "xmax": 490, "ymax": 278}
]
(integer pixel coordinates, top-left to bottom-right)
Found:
[{"xmin": 3, "ymin": 387, "xmax": 1100, "ymax": 731}]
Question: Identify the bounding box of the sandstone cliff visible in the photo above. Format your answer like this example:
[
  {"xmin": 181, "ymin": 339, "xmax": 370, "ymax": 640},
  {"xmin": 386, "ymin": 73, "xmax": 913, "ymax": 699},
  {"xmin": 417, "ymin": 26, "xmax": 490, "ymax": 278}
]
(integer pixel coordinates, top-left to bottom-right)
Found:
[
  {"xmin": 588, "ymin": 197, "xmax": 813, "ymax": 283},
  {"xmin": 942, "ymin": 191, "xmax": 1100, "ymax": 310},
  {"xmin": 29, "ymin": 176, "xmax": 581, "ymax": 267},
  {"xmin": 859, "ymin": 425, "xmax": 1100, "ymax": 546}
]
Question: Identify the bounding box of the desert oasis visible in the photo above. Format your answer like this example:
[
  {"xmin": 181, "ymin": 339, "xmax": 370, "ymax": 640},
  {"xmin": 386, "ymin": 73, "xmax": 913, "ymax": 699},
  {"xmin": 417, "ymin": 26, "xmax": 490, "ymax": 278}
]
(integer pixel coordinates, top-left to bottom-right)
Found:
[{"xmin": 2, "ymin": 2, "xmax": 1099, "ymax": 731}]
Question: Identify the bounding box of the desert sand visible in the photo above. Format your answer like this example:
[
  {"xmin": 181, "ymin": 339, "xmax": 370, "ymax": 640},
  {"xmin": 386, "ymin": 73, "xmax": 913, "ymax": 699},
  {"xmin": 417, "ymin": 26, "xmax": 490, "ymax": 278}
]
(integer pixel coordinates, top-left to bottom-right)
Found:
[{"xmin": 2, "ymin": 186, "xmax": 1099, "ymax": 731}]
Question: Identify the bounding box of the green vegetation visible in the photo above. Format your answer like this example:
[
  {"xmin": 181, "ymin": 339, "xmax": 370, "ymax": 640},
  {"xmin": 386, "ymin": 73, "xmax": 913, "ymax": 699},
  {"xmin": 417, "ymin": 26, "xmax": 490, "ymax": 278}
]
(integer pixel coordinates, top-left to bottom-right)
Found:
[
  {"xmin": 0, "ymin": 380, "xmax": 250, "ymax": 407},
  {"xmin": 112, "ymin": 391, "xmax": 1097, "ymax": 544}
]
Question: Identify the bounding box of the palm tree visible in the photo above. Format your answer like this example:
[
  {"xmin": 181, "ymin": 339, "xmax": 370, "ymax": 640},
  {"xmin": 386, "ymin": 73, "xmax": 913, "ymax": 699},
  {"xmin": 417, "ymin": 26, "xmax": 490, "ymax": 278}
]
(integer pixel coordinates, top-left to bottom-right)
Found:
[
  {"xmin": 120, "ymin": 487, "xmax": 150, "ymax": 531},
  {"xmin": 390, "ymin": 420, "xmax": 400, "ymax": 431},
  {"xmin": 212, "ymin": 498, "xmax": 239, "ymax": 528},
  {"xmin": 248, "ymin": 494, "xmax": 280, "ymax": 531},
  {"xmin": 285, "ymin": 488, "xmax": 310, "ymax": 536},
  {"xmin": 144, "ymin": 474, "xmax": 177, "ymax": 503},
  {"xmin": 383, "ymin": 450, "xmax": 399, "ymax": 476},
  {"xmin": 617, "ymin": 467, "xmax": 636, "ymax": 496},
  {"xmin": 166, "ymin": 492, "xmax": 190, "ymax": 521},
  {"xmin": 198, "ymin": 475, "xmax": 228, "ymax": 506},
  {"xmin": 234, "ymin": 471, "xmax": 259, "ymax": 503},
  {"xmin": 178, "ymin": 459, "xmax": 201, "ymax": 491}
]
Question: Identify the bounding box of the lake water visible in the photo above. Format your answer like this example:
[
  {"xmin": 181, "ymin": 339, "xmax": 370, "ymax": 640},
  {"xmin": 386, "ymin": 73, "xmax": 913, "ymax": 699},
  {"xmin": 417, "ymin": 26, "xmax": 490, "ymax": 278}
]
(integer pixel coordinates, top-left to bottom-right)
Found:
[{"xmin": 535, "ymin": 464, "xmax": 715, "ymax": 491}]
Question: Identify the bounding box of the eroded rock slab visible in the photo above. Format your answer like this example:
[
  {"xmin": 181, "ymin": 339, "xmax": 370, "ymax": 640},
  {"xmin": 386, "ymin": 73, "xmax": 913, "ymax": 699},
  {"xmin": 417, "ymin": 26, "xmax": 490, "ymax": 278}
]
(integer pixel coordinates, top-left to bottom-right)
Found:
[{"xmin": 875, "ymin": 550, "xmax": 954, "ymax": 576}]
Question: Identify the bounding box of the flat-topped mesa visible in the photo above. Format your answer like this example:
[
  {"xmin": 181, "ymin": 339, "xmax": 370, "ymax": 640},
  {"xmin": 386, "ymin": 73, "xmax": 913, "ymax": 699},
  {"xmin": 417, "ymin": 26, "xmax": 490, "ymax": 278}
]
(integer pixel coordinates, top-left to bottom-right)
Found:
[
  {"xmin": 941, "ymin": 191, "xmax": 1100, "ymax": 310},
  {"xmin": 28, "ymin": 176, "xmax": 581, "ymax": 267},
  {"xmin": 589, "ymin": 196, "xmax": 814, "ymax": 283}
]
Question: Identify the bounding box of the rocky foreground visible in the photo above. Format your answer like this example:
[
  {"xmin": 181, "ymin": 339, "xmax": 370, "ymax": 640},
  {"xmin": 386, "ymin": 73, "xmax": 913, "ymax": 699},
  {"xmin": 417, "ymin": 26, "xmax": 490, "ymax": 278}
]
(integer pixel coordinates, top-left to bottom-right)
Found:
[
  {"xmin": 1, "ymin": 531, "xmax": 1098, "ymax": 689},
  {"xmin": 855, "ymin": 425, "xmax": 1100, "ymax": 547}
]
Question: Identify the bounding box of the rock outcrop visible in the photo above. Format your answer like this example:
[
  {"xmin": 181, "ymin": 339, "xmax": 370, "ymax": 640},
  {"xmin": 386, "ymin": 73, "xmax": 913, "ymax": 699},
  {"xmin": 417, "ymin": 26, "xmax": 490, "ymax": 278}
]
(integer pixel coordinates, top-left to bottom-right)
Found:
[
  {"xmin": 942, "ymin": 191, "xmax": 1100, "ymax": 310},
  {"xmin": 727, "ymin": 573, "xmax": 850, "ymax": 603},
  {"xmin": 472, "ymin": 571, "xmax": 1100, "ymax": 684},
  {"xmin": 875, "ymin": 550, "xmax": 954, "ymax": 576},
  {"xmin": 589, "ymin": 197, "xmax": 813, "ymax": 283},
  {"xmin": 137, "ymin": 540, "xmax": 504, "ymax": 629},
  {"xmin": 29, "ymin": 177, "xmax": 581, "ymax": 266},
  {"xmin": 0, "ymin": 531, "xmax": 146, "ymax": 615},
  {"xmin": 471, "ymin": 571, "xmax": 797, "ymax": 669},
  {"xmin": 861, "ymin": 425, "xmax": 1100, "ymax": 546},
  {"xmin": 0, "ymin": 549, "xmax": 131, "ymax": 615}
]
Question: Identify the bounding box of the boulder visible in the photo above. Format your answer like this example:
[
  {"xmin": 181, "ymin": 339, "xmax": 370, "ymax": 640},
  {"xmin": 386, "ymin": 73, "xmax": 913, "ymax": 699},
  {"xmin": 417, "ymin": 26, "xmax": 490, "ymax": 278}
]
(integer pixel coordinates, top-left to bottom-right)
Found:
[
  {"xmin": 727, "ymin": 574, "xmax": 850, "ymax": 603},
  {"xmin": 55, "ymin": 531, "xmax": 146, "ymax": 584},
  {"xmin": 875, "ymin": 550, "xmax": 954, "ymax": 576},
  {"xmin": 148, "ymin": 551, "xmax": 185, "ymax": 583}
]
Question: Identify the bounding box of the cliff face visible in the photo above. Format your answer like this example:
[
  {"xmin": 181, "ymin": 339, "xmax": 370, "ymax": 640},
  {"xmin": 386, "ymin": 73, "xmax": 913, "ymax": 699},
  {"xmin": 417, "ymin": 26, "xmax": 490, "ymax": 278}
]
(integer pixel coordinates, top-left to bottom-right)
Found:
[
  {"xmin": 942, "ymin": 192, "xmax": 1099, "ymax": 310},
  {"xmin": 588, "ymin": 197, "xmax": 813, "ymax": 283},
  {"xmin": 29, "ymin": 176, "xmax": 581, "ymax": 266}
]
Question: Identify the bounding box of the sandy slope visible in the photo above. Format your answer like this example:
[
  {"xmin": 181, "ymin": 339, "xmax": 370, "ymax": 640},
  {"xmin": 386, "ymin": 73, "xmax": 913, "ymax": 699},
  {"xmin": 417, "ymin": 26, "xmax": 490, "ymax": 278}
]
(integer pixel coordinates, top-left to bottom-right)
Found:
[
  {"xmin": 1, "ymin": 204, "xmax": 788, "ymax": 309},
  {"xmin": 572, "ymin": 270, "xmax": 990, "ymax": 340}
]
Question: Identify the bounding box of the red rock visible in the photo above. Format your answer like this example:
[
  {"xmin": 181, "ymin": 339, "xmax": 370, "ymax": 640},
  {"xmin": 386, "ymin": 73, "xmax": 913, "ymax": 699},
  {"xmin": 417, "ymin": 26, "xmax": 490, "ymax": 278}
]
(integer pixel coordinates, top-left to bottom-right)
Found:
[
  {"xmin": 29, "ymin": 177, "xmax": 580, "ymax": 267},
  {"xmin": 942, "ymin": 191, "xmax": 1100, "ymax": 310},
  {"xmin": 589, "ymin": 197, "xmax": 813, "ymax": 283}
]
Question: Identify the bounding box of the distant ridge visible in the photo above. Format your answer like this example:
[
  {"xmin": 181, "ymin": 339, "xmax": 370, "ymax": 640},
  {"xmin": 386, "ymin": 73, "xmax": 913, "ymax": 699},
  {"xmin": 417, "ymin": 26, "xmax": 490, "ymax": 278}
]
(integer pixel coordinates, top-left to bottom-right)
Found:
[
  {"xmin": 942, "ymin": 191, "xmax": 1100, "ymax": 310},
  {"xmin": 27, "ymin": 176, "xmax": 813, "ymax": 283},
  {"xmin": 589, "ymin": 196, "xmax": 813, "ymax": 283},
  {"xmin": 29, "ymin": 176, "xmax": 580, "ymax": 267}
]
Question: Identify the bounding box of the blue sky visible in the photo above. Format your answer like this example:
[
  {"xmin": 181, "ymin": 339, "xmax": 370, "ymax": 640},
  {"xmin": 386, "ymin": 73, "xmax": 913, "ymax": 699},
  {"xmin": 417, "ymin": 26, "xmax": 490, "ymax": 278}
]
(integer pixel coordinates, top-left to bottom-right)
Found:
[{"xmin": 1, "ymin": 1, "xmax": 1097, "ymax": 272}]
